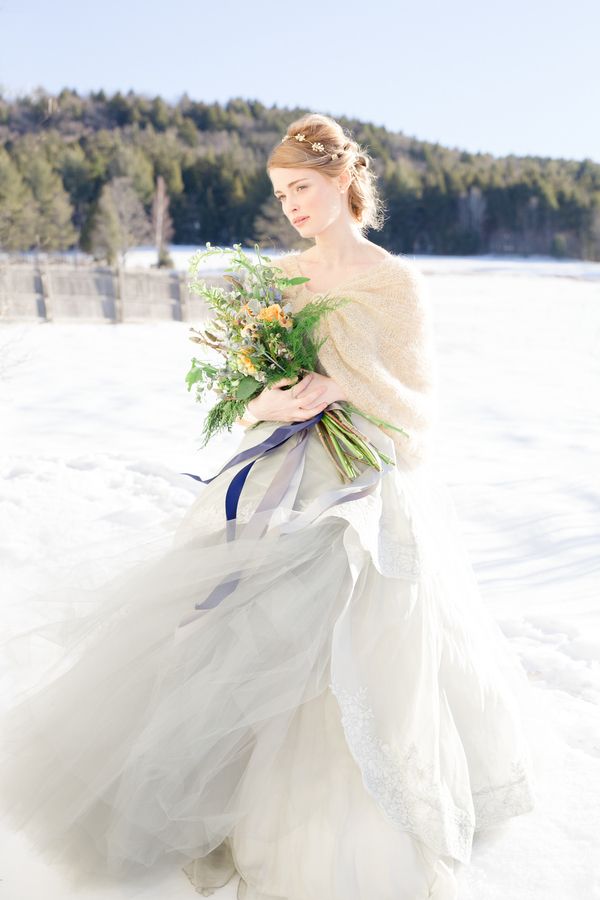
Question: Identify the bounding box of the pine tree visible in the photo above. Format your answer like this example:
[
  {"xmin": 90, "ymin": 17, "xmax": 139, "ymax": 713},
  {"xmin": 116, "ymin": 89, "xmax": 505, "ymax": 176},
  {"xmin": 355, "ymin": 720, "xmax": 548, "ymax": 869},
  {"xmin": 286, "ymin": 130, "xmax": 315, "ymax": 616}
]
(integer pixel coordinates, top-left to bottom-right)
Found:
[
  {"xmin": 0, "ymin": 148, "xmax": 37, "ymax": 251},
  {"xmin": 21, "ymin": 153, "xmax": 77, "ymax": 250},
  {"xmin": 87, "ymin": 181, "xmax": 121, "ymax": 264}
]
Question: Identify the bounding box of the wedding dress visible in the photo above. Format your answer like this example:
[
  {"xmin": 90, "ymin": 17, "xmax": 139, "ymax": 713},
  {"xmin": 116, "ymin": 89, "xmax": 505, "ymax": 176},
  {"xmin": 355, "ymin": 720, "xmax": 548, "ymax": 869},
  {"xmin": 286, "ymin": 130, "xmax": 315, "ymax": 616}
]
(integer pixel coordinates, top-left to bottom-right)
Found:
[{"xmin": 0, "ymin": 252, "xmax": 536, "ymax": 900}]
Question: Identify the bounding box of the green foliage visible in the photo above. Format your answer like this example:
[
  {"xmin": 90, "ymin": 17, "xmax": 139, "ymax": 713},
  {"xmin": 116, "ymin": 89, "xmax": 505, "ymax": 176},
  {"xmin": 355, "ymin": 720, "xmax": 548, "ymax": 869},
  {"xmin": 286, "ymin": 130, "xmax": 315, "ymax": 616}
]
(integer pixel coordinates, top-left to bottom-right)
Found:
[
  {"xmin": 108, "ymin": 143, "xmax": 155, "ymax": 204},
  {"xmin": 185, "ymin": 242, "xmax": 353, "ymax": 447},
  {"xmin": 0, "ymin": 148, "xmax": 37, "ymax": 250},
  {"xmin": 0, "ymin": 90, "xmax": 599, "ymax": 259},
  {"xmin": 19, "ymin": 152, "xmax": 77, "ymax": 250},
  {"xmin": 87, "ymin": 181, "xmax": 121, "ymax": 264}
]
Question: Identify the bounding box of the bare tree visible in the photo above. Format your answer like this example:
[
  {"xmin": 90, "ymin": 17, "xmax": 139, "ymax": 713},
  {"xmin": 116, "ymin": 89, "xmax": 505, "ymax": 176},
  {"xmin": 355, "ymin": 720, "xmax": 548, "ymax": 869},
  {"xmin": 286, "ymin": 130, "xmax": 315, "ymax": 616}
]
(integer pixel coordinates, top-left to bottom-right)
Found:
[
  {"xmin": 151, "ymin": 174, "xmax": 174, "ymax": 267},
  {"xmin": 89, "ymin": 176, "xmax": 152, "ymax": 265}
]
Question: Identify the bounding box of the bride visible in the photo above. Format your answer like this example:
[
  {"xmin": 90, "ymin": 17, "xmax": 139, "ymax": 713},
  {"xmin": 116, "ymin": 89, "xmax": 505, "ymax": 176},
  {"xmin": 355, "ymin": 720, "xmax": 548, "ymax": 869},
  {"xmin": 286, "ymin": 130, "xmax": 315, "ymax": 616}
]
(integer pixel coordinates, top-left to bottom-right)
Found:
[{"xmin": 0, "ymin": 113, "xmax": 536, "ymax": 899}]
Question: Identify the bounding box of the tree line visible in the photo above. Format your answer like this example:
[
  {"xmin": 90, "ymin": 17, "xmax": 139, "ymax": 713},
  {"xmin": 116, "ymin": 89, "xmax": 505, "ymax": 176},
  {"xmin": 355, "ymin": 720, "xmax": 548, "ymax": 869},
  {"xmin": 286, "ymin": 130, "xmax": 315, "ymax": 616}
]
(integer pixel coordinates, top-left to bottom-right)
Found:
[{"xmin": 0, "ymin": 88, "xmax": 599, "ymax": 263}]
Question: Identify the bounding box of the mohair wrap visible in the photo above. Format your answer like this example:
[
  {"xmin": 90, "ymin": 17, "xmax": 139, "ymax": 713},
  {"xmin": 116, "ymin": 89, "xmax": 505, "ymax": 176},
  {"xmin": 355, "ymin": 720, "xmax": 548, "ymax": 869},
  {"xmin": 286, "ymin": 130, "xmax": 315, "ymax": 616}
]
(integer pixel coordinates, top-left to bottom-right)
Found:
[{"xmin": 273, "ymin": 252, "xmax": 439, "ymax": 470}]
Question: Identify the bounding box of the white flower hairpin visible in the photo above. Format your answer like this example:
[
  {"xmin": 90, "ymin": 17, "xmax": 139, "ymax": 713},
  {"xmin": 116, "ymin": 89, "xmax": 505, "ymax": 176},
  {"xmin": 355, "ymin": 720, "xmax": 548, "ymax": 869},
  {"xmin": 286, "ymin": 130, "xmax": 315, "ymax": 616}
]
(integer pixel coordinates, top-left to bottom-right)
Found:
[{"xmin": 281, "ymin": 133, "xmax": 341, "ymax": 160}]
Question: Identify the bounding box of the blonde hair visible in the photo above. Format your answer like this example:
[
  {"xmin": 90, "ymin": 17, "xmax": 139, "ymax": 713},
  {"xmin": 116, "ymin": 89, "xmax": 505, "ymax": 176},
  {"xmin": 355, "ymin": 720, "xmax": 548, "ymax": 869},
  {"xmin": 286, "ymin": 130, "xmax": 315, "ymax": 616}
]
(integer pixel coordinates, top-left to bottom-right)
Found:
[{"xmin": 267, "ymin": 113, "xmax": 386, "ymax": 232}]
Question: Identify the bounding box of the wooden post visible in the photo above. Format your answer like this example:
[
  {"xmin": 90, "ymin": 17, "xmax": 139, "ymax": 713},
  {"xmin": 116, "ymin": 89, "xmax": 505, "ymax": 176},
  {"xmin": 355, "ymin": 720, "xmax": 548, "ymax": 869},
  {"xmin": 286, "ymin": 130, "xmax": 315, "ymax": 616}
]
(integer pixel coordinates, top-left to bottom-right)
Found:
[
  {"xmin": 0, "ymin": 263, "xmax": 8, "ymax": 319},
  {"xmin": 178, "ymin": 272, "xmax": 189, "ymax": 322},
  {"xmin": 114, "ymin": 263, "xmax": 124, "ymax": 323},
  {"xmin": 39, "ymin": 266, "xmax": 52, "ymax": 321}
]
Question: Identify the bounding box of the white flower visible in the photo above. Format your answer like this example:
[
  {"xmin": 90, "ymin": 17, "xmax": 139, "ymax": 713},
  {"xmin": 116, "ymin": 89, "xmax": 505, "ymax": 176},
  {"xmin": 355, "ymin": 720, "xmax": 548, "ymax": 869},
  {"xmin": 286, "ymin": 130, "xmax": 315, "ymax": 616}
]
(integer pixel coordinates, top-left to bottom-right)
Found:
[
  {"xmin": 294, "ymin": 132, "xmax": 306, "ymax": 142},
  {"xmin": 311, "ymin": 141, "xmax": 325, "ymax": 153}
]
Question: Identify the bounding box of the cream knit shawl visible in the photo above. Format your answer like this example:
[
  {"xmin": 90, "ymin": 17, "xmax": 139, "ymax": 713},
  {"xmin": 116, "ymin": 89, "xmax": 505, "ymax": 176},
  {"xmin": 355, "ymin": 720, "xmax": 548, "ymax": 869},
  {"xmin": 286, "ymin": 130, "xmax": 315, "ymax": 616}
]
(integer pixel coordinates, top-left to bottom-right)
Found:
[{"xmin": 273, "ymin": 251, "xmax": 439, "ymax": 470}]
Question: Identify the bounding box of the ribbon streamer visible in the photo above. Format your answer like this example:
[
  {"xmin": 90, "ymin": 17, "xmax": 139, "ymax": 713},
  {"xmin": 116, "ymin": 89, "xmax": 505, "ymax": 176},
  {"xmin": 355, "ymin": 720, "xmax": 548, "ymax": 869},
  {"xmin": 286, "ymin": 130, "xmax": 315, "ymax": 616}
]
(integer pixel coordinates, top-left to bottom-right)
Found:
[{"xmin": 176, "ymin": 405, "xmax": 394, "ymax": 632}]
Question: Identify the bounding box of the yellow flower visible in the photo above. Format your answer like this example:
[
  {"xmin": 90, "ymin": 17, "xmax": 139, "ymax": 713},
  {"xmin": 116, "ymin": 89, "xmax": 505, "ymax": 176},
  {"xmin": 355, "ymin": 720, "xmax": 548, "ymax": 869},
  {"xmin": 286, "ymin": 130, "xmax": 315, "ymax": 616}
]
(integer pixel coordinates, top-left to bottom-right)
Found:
[
  {"xmin": 258, "ymin": 303, "xmax": 283, "ymax": 322},
  {"xmin": 238, "ymin": 351, "xmax": 258, "ymax": 375},
  {"xmin": 258, "ymin": 304, "xmax": 292, "ymax": 328}
]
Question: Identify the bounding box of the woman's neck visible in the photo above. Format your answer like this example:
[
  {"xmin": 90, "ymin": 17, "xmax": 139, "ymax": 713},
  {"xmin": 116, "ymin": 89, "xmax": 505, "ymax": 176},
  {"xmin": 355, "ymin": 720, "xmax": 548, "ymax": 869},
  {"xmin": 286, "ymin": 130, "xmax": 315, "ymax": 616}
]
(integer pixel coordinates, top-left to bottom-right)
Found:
[{"xmin": 307, "ymin": 227, "xmax": 375, "ymax": 267}]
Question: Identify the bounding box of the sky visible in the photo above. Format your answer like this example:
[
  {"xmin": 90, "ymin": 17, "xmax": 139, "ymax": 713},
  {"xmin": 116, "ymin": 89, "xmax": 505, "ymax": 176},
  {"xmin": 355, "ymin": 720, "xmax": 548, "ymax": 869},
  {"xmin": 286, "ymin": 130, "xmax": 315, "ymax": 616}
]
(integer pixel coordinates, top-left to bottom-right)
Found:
[{"xmin": 0, "ymin": 0, "xmax": 598, "ymax": 163}]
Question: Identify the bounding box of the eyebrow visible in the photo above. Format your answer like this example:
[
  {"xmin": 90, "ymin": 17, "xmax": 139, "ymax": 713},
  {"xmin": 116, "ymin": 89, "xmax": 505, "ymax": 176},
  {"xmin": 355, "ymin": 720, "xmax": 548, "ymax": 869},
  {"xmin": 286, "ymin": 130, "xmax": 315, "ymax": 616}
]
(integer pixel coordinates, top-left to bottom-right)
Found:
[{"xmin": 273, "ymin": 178, "xmax": 307, "ymax": 197}]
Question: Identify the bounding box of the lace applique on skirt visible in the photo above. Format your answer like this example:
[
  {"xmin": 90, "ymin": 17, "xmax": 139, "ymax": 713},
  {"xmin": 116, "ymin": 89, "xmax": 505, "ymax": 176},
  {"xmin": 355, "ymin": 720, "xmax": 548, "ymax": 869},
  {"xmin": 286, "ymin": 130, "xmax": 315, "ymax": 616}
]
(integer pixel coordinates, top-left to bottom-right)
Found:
[
  {"xmin": 329, "ymin": 681, "xmax": 535, "ymax": 865},
  {"xmin": 472, "ymin": 759, "xmax": 535, "ymax": 829},
  {"xmin": 330, "ymin": 681, "xmax": 475, "ymax": 863}
]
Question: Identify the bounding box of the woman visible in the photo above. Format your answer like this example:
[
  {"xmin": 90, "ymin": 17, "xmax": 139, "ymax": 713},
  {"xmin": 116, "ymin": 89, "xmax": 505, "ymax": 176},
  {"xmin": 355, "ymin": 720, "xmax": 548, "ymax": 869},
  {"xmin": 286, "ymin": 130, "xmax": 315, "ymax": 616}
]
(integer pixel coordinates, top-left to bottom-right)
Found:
[{"xmin": 0, "ymin": 113, "xmax": 536, "ymax": 899}]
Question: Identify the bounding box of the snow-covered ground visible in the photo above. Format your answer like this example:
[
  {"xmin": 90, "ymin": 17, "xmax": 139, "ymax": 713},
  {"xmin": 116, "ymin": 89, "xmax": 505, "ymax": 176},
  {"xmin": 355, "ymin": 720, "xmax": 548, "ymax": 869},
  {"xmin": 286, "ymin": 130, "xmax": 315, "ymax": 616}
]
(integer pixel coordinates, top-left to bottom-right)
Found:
[
  {"xmin": 0, "ymin": 257, "xmax": 599, "ymax": 898},
  {"xmin": 124, "ymin": 244, "xmax": 600, "ymax": 283},
  {"xmin": 7, "ymin": 242, "xmax": 600, "ymax": 283}
]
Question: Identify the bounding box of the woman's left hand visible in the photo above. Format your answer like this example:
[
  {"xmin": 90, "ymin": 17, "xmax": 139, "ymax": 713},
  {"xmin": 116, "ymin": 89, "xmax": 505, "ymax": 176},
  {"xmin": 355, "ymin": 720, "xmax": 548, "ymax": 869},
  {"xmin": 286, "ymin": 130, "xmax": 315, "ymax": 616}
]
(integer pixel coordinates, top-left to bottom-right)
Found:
[{"xmin": 291, "ymin": 371, "xmax": 347, "ymax": 411}]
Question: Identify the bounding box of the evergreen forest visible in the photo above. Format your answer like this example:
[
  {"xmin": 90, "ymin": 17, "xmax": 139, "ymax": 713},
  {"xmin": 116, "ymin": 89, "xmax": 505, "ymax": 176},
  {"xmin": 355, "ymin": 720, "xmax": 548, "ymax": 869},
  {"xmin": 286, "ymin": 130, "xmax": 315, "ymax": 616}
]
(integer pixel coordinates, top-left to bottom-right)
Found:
[{"xmin": 1, "ymin": 88, "xmax": 599, "ymax": 263}]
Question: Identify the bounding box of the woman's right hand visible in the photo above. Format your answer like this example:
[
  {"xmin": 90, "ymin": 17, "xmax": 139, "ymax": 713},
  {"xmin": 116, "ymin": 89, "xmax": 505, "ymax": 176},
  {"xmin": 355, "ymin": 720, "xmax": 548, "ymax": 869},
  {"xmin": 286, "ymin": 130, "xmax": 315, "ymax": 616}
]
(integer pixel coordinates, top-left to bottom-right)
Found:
[{"xmin": 247, "ymin": 374, "xmax": 330, "ymax": 423}]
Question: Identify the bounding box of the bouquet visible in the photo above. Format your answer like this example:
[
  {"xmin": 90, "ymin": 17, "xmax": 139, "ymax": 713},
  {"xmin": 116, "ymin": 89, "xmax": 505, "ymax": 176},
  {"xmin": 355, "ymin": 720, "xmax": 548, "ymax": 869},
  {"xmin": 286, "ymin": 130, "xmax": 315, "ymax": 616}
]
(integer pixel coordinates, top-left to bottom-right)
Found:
[{"xmin": 185, "ymin": 242, "xmax": 409, "ymax": 482}]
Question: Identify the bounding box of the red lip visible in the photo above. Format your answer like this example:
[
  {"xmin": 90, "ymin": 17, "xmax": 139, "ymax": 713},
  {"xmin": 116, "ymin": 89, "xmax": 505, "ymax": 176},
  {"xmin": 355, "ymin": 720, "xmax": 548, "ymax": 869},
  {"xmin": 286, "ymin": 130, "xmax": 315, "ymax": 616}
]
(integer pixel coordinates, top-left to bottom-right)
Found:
[{"xmin": 293, "ymin": 216, "xmax": 309, "ymax": 225}]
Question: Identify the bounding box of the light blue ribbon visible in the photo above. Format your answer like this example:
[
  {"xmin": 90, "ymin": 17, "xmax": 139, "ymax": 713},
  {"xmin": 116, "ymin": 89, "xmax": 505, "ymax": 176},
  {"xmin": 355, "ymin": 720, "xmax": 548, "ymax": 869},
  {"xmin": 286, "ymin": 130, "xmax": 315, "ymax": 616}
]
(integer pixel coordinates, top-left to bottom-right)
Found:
[{"xmin": 177, "ymin": 405, "xmax": 394, "ymax": 630}]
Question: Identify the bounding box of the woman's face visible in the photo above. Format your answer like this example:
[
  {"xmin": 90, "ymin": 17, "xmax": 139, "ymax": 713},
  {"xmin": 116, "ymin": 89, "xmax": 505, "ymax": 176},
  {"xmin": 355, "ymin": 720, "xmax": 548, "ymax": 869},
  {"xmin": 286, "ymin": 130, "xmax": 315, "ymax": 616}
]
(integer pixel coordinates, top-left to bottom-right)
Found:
[{"xmin": 269, "ymin": 166, "xmax": 349, "ymax": 238}]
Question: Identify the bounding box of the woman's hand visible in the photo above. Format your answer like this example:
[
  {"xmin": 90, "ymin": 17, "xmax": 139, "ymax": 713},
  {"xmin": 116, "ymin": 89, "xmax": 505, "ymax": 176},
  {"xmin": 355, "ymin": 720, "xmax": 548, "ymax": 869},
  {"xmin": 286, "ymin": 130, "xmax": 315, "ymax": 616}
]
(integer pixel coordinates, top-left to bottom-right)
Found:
[{"xmin": 248, "ymin": 372, "xmax": 347, "ymax": 423}]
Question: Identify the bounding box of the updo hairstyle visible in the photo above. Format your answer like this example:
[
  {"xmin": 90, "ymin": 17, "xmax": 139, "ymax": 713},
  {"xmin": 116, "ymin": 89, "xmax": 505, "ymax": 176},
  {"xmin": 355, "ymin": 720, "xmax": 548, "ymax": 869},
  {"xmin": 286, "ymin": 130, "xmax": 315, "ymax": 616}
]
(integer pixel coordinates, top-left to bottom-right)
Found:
[{"xmin": 267, "ymin": 113, "xmax": 385, "ymax": 232}]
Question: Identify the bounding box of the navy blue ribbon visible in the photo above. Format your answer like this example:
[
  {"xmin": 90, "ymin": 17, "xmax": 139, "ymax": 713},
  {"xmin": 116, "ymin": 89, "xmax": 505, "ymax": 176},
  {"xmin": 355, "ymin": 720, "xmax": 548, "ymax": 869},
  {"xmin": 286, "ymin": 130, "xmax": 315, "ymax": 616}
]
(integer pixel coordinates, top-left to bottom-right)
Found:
[
  {"xmin": 182, "ymin": 411, "xmax": 326, "ymax": 522},
  {"xmin": 174, "ymin": 407, "xmax": 393, "ymax": 630},
  {"xmin": 174, "ymin": 413, "xmax": 326, "ymax": 626}
]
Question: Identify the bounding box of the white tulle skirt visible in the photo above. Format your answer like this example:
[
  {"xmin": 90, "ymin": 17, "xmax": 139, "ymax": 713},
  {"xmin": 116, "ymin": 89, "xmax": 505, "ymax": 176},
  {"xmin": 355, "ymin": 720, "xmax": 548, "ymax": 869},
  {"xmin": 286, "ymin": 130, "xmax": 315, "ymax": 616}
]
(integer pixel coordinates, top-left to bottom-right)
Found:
[{"xmin": 0, "ymin": 411, "xmax": 536, "ymax": 899}]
